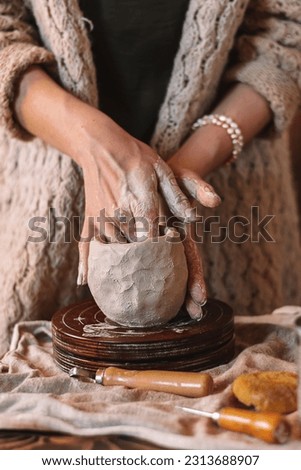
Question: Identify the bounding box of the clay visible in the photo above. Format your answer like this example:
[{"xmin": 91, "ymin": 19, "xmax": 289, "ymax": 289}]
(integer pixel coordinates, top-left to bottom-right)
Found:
[{"xmin": 87, "ymin": 228, "xmax": 188, "ymax": 327}]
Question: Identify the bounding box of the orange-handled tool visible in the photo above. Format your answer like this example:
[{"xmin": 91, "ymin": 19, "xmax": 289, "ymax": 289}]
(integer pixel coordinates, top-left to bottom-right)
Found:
[
  {"xmin": 69, "ymin": 366, "xmax": 214, "ymax": 398},
  {"xmin": 176, "ymin": 406, "xmax": 291, "ymax": 444}
]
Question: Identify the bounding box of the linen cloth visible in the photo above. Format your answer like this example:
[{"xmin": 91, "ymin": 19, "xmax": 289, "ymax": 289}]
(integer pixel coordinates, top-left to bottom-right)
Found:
[{"xmin": 0, "ymin": 305, "xmax": 300, "ymax": 450}]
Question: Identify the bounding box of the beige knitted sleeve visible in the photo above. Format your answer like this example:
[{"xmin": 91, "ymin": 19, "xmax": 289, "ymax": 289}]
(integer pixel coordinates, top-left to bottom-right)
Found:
[
  {"xmin": 0, "ymin": 0, "xmax": 56, "ymax": 140},
  {"xmin": 225, "ymin": 0, "xmax": 301, "ymax": 132}
]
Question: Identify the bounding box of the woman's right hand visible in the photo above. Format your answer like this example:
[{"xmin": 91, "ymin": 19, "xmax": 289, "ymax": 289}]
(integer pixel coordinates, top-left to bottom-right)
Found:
[{"xmin": 76, "ymin": 111, "xmax": 197, "ymax": 285}]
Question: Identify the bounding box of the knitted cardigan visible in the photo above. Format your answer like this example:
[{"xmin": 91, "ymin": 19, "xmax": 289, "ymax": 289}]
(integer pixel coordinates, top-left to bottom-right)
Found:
[{"xmin": 0, "ymin": 0, "xmax": 301, "ymax": 356}]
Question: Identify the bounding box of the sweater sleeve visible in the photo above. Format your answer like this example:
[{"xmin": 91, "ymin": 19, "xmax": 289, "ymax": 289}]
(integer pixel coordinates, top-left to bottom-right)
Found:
[
  {"xmin": 0, "ymin": 1, "xmax": 56, "ymax": 141},
  {"xmin": 224, "ymin": 0, "xmax": 301, "ymax": 133}
]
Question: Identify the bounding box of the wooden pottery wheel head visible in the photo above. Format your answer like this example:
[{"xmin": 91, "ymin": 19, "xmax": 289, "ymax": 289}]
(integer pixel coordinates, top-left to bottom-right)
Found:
[
  {"xmin": 87, "ymin": 228, "xmax": 188, "ymax": 328},
  {"xmin": 52, "ymin": 298, "xmax": 235, "ymax": 372}
]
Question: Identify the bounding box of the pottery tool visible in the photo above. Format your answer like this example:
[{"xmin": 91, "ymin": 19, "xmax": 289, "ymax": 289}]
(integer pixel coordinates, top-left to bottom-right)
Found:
[
  {"xmin": 176, "ymin": 406, "xmax": 291, "ymax": 444},
  {"xmin": 51, "ymin": 298, "xmax": 235, "ymax": 373},
  {"xmin": 69, "ymin": 366, "xmax": 214, "ymax": 398}
]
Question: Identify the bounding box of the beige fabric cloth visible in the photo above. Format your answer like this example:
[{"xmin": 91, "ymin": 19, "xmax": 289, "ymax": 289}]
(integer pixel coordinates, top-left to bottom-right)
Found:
[
  {"xmin": 0, "ymin": 0, "xmax": 301, "ymax": 357},
  {"xmin": 0, "ymin": 306, "xmax": 300, "ymax": 450}
]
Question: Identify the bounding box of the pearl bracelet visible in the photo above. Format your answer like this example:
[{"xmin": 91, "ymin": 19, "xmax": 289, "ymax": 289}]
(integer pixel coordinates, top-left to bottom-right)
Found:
[{"xmin": 191, "ymin": 114, "xmax": 244, "ymax": 162}]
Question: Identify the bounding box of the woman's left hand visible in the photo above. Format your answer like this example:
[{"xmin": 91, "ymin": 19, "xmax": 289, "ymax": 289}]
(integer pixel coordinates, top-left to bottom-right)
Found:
[
  {"xmin": 167, "ymin": 126, "xmax": 225, "ymax": 319},
  {"xmin": 166, "ymin": 82, "xmax": 273, "ymax": 318}
]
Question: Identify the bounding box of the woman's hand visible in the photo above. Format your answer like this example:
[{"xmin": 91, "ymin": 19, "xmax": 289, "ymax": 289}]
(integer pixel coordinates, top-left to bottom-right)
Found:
[
  {"xmin": 166, "ymin": 83, "xmax": 272, "ymax": 318},
  {"xmin": 167, "ymin": 132, "xmax": 223, "ymax": 319},
  {"xmin": 76, "ymin": 112, "xmax": 196, "ymax": 284}
]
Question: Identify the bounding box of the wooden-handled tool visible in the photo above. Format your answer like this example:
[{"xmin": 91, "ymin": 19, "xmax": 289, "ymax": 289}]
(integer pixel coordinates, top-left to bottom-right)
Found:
[
  {"xmin": 176, "ymin": 406, "xmax": 291, "ymax": 444},
  {"xmin": 69, "ymin": 366, "xmax": 213, "ymax": 398}
]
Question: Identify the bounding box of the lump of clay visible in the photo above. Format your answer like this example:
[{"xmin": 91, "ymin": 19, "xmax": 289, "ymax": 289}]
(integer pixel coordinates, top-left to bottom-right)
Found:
[{"xmin": 88, "ymin": 228, "xmax": 188, "ymax": 328}]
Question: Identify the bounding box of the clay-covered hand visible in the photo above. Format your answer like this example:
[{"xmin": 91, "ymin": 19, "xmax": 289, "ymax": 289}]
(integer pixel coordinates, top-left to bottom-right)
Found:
[
  {"xmin": 167, "ymin": 134, "xmax": 222, "ymax": 319},
  {"xmin": 77, "ymin": 113, "xmax": 196, "ymax": 285}
]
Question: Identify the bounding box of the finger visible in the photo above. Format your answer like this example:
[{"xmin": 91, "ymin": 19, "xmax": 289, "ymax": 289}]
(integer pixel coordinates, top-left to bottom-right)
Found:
[
  {"xmin": 154, "ymin": 159, "xmax": 196, "ymax": 222},
  {"xmin": 95, "ymin": 206, "xmax": 128, "ymax": 244},
  {"xmin": 130, "ymin": 202, "xmax": 159, "ymax": 240},
  {"xmin": 185, "ymin": 294, "xmax": 204, "ymax": 320},
  {"xmin": 103, "ymin": 221, "xmax": 128, "ymax": 244},
  {"xmin": 182, "ymin": 223, "xmax": 207, "ymax": 318},
  {"xmin": 93, "ymin": 177, "xmax": 129, "ymax": 244},
  {"xmin": 128, "ymin": 175, "xmax": 160, "ymax": 240},
  {"xmin": 179, "ymin": 173, "xmax": 221, "ymax": 208},
  {"xmin": 77, "ymin": 216, "xmax": 95, "ymax": 286},
  {"xmin": 157, "ymin": 193, "xmax": 168, "ymax": 224},
  {"xmin": 111, "ymin": 207, "xmax": 136, "ymax": 242},
  {"xmin": 77, "ymin": 240, "xmax": 89, "ymax": 286}
]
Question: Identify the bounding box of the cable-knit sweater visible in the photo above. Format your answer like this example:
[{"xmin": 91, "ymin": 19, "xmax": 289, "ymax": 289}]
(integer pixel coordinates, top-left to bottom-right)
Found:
[{"xmin": 0, "ymin": 0, "xmax": 300, "ymax": 356}]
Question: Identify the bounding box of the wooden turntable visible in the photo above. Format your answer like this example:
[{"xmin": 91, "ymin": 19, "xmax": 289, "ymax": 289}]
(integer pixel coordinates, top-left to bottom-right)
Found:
[{"xmin": 52, "ymin": 298, "xmax": 235, "ymax": 373}]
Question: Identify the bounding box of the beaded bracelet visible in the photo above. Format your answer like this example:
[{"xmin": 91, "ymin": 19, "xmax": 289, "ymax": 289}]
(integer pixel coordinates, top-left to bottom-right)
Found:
[{"xmin": 191, "ymin": 114, "xmax": 244, "ymax": 163}]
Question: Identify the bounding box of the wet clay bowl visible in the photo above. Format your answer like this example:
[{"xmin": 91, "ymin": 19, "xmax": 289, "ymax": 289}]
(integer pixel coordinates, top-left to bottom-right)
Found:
[{"xmin": 87, "ymin": 228, "xmax": 188, "ymax": 328}]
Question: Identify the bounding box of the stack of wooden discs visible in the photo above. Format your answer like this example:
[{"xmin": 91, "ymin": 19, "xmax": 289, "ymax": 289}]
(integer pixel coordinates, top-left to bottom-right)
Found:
[{"xmin": 52, "ymin": 298, "xmax": 235, "ymax": 373}]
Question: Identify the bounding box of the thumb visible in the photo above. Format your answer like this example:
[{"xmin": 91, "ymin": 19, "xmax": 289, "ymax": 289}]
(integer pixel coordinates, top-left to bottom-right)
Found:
[
  {"xmin": 77, "ymin": 216, "xmax": 98, "ymax": 286},
  {"xmin": 77, "ymin": 238, "xmax": 90, "ymax": 286},
  {"xmin": 177, "ymin": 171, "xmax": 222, "ymax": 208}
]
